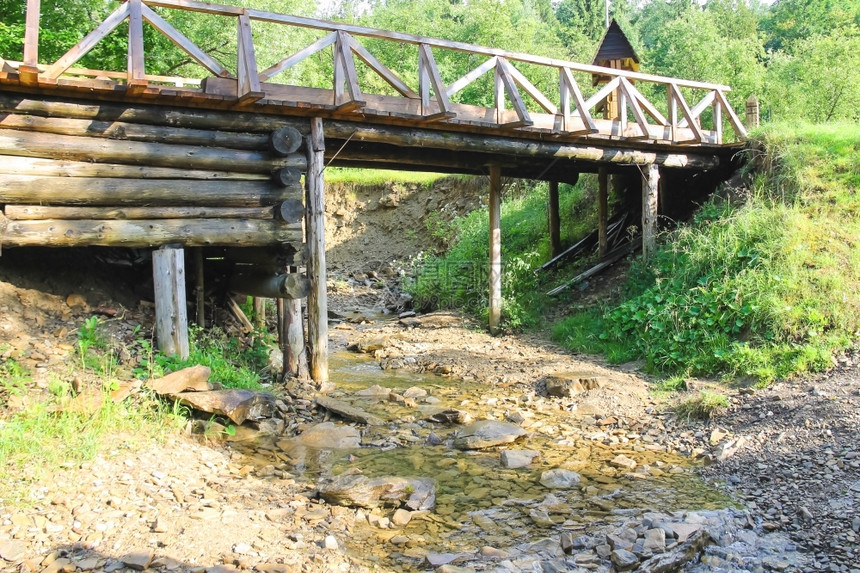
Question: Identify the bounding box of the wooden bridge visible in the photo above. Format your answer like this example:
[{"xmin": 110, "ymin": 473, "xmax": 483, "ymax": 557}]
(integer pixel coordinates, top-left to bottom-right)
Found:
[{"xmin": 0, "ymin": 0, "xmax": 747, "ymax": 382}]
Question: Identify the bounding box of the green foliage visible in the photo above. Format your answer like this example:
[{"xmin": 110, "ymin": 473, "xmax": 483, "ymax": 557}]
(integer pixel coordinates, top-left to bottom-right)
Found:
[
  {"xmin": 555, "ymin": 123, "xmax": 860, "ymax": 383},
  {"xmin": 141, "ymin": 326, "xmax": 270, "ymax": 390},
  {"xmin": 407, "ymin": 178, "xmax": 598, "ymax": 330},
  {"xmin": 674, "ymin": 390, "xmax": 729, "ymax": 421},
  {"xmin": 76, "ymin": 316, "xmax": 117, "ymax": 375},
  {"xmin": 0, "ymin": 357, "xmax": 30, "ymax": 406}
]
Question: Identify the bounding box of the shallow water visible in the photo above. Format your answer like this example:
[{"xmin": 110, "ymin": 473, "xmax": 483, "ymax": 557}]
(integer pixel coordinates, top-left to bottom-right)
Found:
[{"xmin": 239, "ymin": 351, "xmax": 734, "ymax": 570}]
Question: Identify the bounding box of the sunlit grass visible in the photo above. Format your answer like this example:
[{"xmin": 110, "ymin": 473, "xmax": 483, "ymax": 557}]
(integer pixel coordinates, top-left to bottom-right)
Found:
[{"xmin": 324, "ymin": 167, "xmax": 452, "ymax": 185}]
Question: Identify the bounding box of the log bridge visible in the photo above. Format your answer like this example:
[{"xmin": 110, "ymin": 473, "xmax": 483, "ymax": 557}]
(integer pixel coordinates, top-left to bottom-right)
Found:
[{"xmin": 0, "ymin": 0, "xmax": 747, "ymax": 382}]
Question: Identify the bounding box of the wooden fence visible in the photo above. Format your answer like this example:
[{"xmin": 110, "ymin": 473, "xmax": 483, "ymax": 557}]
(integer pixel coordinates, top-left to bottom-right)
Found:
[{"xmin": 6, "ymin": 0, "xmax": 746, "ymax": 145}]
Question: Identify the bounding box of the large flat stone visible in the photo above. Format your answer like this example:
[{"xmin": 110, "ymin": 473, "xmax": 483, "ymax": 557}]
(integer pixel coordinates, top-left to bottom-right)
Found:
[
  {"xmin": 292, "ymin": 422, "xmax": 361, "ymax": 449},
  {"xmin": 148, "ymin": 365, "xmax": 212, "ymax": 395},
  {"xmin": 545, "ymin": 371, "xmax": 605, "ymax": 397},
  {"xmin": 454, "ymin": 420, "xmax": 527, "ymax": 450},
  {"xmin": 315, "ymin": 396, "xmax": 385, "ymax": 426},
  {"xmin": 175, "ymin": 389, "xmax": 277, "ymax": 425},
  {"xmin": 318, "ymin": 474, "xmax": 435, "ymax": 510}
]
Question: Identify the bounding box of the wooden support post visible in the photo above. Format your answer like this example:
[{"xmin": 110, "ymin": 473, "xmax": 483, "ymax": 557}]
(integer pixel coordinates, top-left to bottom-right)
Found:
[
  {"xmin": 642, "ymin": 164, "xmax": 660, "ymax": 260},
  {"xmin": 195, "ymin": 247, "xmax": 205, "ymax": 327},
  {"xmin": 548, "ymin": 181, "xmax": 561, "ymax": 258},
  {"xmin": 152, "ymin": 245, "xmax": 189, "ymax": 359},
  {"xmin": 598, "ymin": 167, "xmax": 609, "ymax": 258},
  {"xmin": 281, "ymin": 268, "xmax": 307, "ymax": 379},
  {"xmin": 306, "ymin": 118, "xmax": 329, "ymax": 383},
  {"xmin": 253, "ymin": 298, "xmax": 266, "ymax": 329},
  {"xmin": 489, "ymin": 164, "xmax": 502, "ymax": 335}
]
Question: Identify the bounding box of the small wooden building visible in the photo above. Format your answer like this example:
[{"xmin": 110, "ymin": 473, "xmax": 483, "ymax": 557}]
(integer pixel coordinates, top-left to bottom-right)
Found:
[{"xmin": 591, "ymin": 19, "xmax": 640, "ymax": 120}]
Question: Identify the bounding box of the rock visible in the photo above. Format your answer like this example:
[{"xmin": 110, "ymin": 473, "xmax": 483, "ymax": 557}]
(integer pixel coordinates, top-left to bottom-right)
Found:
[
  {"xmin": 611, "ymin": 549, "xmax": 639, "ymax": 571},
  {"xmin": 392, "ymin": 508, "xmax": 413, "ymax": 526},
  {"xmin": 292, "ymin": 422, "xmax": 361, "ymax": 449},
  {"xmin": 453, "ymin": 420, "xmax": 527, "ymax": 450},
  {"xmin": 347, "ymin": 338, "xmax": 388, "ymax": 353},
  {"xmin": 610, "ymin": 454, "xmax": 637, "ymax": 470},
  {"xmin": 709, "ymin": 427, "xmax": 729, "ymax": 444},
  {"xmin": 66, "ymin": 293, "xmax": 88, "ymax": 310},
  {"xmin": 323, "ymin": 535, "xmax": 339, "ymax": 550},
  {"xmin": 121, "ymin": 550, "xmax": 154, "ymax": 571},
  {"xmin": 545, "ymin": 372, "xmax": 604, "ymax": 397},
  {"xmin": 529, "ymin": 509, "xmax": 554, "ymax": 527},
  {"xmin": 436, "ymin": 566, "xmax": 475, "ymax": 573},
  {"xmin": 148, "ymin": 365, "xmax": 212, "ymax": 395},
  {"xmin": 318, "ymin": 474, "xmax": 436, "ymax": 510},
  {"xmin": 639, "ymin": 528, "xmax": 712, "ymax": 572},
  {"xmin": 500, "ymin": 449, "xmax": 540, "ymax": 469},
  {"xmin": 403, "ymin": 387, "xmax": 427, "ymax": 399},
  {"xmin": 315, "ymin": 396, "xmax": 385, "ymax": 426},
  {"xmin": 355, "ymin": 384, "xmax": 390, "ymax": 397},
  {"xmin": 425, "ymin": 408, "xmax": 473, "ymax": 425},
  {"xmin": 643, "ymin": 528, "xmax": 666, "ymax": 553},
  {"xmin": 714, "ymin": 436, "xmax": 747, "ymax": 462},
  {"xmin": 176, "ymin": 389, "xmax": 277, "ymax": 425},
  {"xmin": 425, "ymin": 553, "xmax": 462, "ymax": 567},
  {"xmin": 539, "ymin": 468, "xmax": 581, "ymax": 489},
  {"xmin": 0, "ymin": 540, "xmax": 26, "ymax": 562},
  {"xmin": 665, "ymin": 522, "xmax": 701, "ymax": 543}
]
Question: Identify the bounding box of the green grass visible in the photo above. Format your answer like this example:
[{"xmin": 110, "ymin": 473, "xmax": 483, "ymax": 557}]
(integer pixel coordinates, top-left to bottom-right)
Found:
[
  {"xmin": 554, "ymin": 122, "xmax": 860, "ymax": 383},
  {"xmin": 406, "ymin": 177, "xmax": 603, "ymax": 330},
  {"xmin": 675, "ymin": 390, "xmax": 730, "ymax": 421},
  {"xmin": 0, "ymin": 384, "xmax": 187, "ymax": 505},
  {"xmin": 324, "ymin": 167, "xmax": 452, "ymax": 185}
]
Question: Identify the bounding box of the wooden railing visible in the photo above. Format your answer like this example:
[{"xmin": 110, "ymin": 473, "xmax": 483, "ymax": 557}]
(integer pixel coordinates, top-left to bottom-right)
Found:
[{"xmin": 8, "ymin": 0, "xmax": 747, "ymax": 145}]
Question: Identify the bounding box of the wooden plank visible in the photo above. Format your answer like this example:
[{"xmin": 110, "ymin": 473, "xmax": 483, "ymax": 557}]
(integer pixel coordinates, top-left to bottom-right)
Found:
[
  {"xmin": 668, "ymin": 83, "xmax": 704, "ymax": 142},
  {"xmin": 495, "ymin": 58, "xmax": 531, "ymax": 127},
  {"xmin": 24, "ymin": 0, "xmax": 41, "ymax": 67},
  {"xmin": 347, "ymin": 35, "xmax": 417, "ymax": 98},
  {"xmin": 505, "ymin": 62, "xmax": 557, "ymax": 115},
  {"xmin": 446, "ymin": 57, "xmax": 497, "ymax": 98},
  {"xmin": 0, "ymin": 156, "xmax": 269, "ymax": 180},
  {"xmin": 44, "ymin": 2, "xmax": 130, "ymax": 79},
  {"xmin": 1, "ymin": 218, "xmax": 302, "ymax": 247},
  {"xmin": 679, "ymin": 90, "xmax": 716, "ymax": 128},
  {"xmin": 418, "ymin": 44, "xmax": 451, "ymax": 116},
  {"xmin": 619, "ymin": 77, "xmax": 650, "ymax": 139},
  {"xmin": 622, "ymin": 78, "xmax": 667, "ymax": 126},
  {"xmin": 583, "ymin": 77, "xmax": 620, "ymax": 112},
  {"xmin": 668, "ymin": 89, "xmax": 678, "ymax": 143},
  {"xmin": 560, "ymin": 67, "xmax": 597, "ymax": 133},
  {"xmin": 598, "ymin": 167, "xmax": 608, "ymax": 258},
  {"xmin": 237, "ymin": 12, "xmax": 264, "ymax": 102},
  {"xmin": 642, "ymin": 163, "xmax": 659, "ymax": 259},
  {"xmin": 141, "ymin": 4, "xmax": 232, "ymax": 78},
  {"xmin": 0, "ymin": 129, "xmax": 307, "ymax": 173},
  {"xmin": 195, "ymin": 248, "xmax": 205, "ymax": 327},
  {"xmin": 153, "ymin": 246, "xmax": 190, "ymax": 359},
  {"xmin": 306, "ymin": 117, "xmax": 328, "ymax": 383},
  {"xmin": 4, "ymin": 205, "xmax": 275, "ymax": 220},
  {"xmin": 0, "ymin": 175, "xmax": 300, "ymax": 206},
  {"xmin": 713, "ymin": 97, "xmax": 723, "ymax": 144},
  {"xmin": 0, "ymin": 113, "xmax": 270, "ymax": 150},
  {"xmin": 128, "ymin": 0, "xmax": 146, "ymax": 82},
  {"xmin": 144, "ymin": 0, "xmax": 245, "ymax": 15},
  {"xmin": 259, "ymin": 32, "xmax": 337, "ymax": 82},
  {"xmin": 488, "ymin": 164, "xmax": 502, "ymax": 335},
  {"xmin": 334, "ymin": 31, "xmax": 364, "ymax": 110},
  {"xmin": 548, "ymin": 181, "xmax": 561, "ymax": 258},
  {"xmin": 715, "ymin": 90, "xmax": 747, "ymax": 140}
]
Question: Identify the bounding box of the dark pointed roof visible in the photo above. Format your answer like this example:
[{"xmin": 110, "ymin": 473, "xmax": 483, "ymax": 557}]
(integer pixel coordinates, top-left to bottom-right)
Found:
[{"xmin": 592, "ymin": 19, "xmax": 640, "ymax": 65}]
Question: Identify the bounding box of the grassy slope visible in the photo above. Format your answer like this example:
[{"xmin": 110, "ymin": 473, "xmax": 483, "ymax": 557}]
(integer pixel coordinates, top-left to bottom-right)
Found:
[{"xmin": 554, "ymin": 123, "xmax": 860, "ymax": 383}]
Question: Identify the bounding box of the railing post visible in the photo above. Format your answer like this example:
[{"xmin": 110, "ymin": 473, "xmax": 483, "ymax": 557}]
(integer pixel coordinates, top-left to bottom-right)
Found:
[{"xmin": 23, "ymin": 0, "xmax": 40, "ymax": 67}]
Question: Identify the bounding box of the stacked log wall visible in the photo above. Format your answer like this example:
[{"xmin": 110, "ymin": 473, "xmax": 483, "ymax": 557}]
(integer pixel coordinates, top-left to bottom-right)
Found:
[{"xmin": 0, "ymin": 94, "xmax": 308, "ymax": 249}]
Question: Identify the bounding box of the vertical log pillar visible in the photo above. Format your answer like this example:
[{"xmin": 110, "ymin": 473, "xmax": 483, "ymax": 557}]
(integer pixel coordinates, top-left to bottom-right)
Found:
[
  {"xmin": 195, "ymin": 248, "xmax": 205, "ymax": 327},
  {"xmin": 548, "ymin": 181, "xmax": 561, "ymax": 258},
  {"xmin": 489, "ymin": 164, "xmax": 502, "ymax": 335},
  {"xmin": 152, "ymin": 245, "xmax": 189, "ymax": 359},
  {"xmin": 745, "ymin": 95, "xmax": 760, "ymax": 129},
  {"xmin": 281, "ymin": 267, "xmax": 307, "ymax": 379},
  {"xmin": 306, "ymin": 118, "xmax": 329, "ymax": 382},
  {"xmin": 253, "ymin": 298, "xmax": 266, "ymax": 329},
  {"xmin": 598, "ymin": 167, "xmax": 609, "ymax": 258},
  {"xmin": 642, "ymin": 164, "xmax": 660, "ymax": 260}
]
